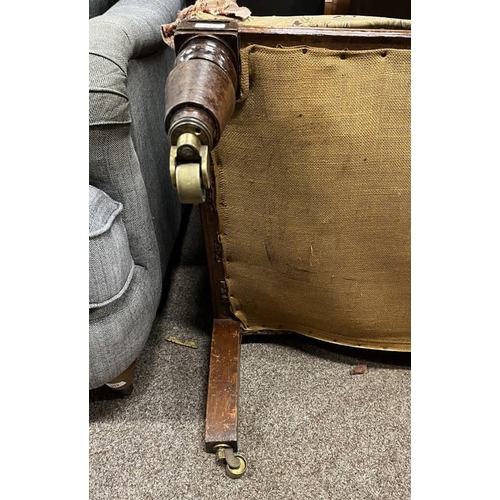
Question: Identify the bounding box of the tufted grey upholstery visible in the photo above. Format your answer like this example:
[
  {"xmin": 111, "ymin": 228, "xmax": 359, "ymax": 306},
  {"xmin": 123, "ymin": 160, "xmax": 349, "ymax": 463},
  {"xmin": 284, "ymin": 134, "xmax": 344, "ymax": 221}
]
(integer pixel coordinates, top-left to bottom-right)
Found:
[{"xmin": 89, "ymin": 0, "xmax": 185, "ymax": 389}]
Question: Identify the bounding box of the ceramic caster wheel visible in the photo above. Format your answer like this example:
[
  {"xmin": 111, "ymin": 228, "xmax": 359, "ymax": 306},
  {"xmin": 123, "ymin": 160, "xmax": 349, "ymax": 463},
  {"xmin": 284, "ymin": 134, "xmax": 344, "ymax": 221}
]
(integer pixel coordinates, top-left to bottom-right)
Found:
[
  {"xmin": 225, "ymin": 453, "xmax": 247, "ymax": 479},
  {"xmin": 175, "ymin": 162, "xmax": 205, "ymax": 204}
]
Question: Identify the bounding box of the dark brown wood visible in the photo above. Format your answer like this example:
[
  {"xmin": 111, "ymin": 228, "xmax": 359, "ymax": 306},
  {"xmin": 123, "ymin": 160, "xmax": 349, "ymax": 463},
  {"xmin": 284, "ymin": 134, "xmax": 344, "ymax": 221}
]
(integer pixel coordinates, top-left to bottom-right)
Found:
[
  {"xmin": 239, "ymin": 26, "xmax": 411, "ymax": 51},
  {"xmin": 205, "ymin": 319, "xmax": 242, "ymax": 452},
  {"xmin": 200, "ymin": 186, "xmax": 233, "ymax": 319},
  {"xmin": 165, "ymin": 58, "xmax": 236, "ymax": 147},
  {"xmin": 166, "ymin": 26, "xmax": 240, "ymax": 148},
  {"xmin": 324, "ymin": 0, "xmax": 351, "ymax": 15}
]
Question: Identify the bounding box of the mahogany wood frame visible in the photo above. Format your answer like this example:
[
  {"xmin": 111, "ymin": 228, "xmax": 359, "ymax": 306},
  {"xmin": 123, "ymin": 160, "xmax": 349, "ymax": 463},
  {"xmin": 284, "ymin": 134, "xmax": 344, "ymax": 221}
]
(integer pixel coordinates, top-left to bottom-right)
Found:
[{"xmin": 201, "ymin": 25, "xmax": 411, "ymax": 456}]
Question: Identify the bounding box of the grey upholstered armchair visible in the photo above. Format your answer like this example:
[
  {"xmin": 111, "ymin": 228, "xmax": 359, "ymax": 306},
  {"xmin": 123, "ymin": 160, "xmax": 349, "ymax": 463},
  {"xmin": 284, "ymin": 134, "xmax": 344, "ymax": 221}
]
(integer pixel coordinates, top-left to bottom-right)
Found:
[{"xmin": 89, "ymin": 0, "xmax": 185, "ymax": 392}]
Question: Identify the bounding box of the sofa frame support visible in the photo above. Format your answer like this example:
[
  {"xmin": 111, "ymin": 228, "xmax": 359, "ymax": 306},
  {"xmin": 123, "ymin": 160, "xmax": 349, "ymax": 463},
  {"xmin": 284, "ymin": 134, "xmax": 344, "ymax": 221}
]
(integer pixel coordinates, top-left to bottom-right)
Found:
[
  {"xmin": 204, "ymin": 319, "xmax": 247, "ymax": 478},
  {"xmin": 167, "ymin": 16, "xmax": 411, "ymax": 480}
]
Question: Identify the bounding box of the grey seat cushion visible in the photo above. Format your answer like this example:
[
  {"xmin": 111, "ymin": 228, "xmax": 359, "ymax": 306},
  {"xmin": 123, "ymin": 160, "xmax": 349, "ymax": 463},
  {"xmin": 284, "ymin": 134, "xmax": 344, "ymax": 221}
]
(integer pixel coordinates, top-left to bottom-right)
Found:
[{"xmin": 89, "ymin": 185, "xmax": 134, "ymax": 308}]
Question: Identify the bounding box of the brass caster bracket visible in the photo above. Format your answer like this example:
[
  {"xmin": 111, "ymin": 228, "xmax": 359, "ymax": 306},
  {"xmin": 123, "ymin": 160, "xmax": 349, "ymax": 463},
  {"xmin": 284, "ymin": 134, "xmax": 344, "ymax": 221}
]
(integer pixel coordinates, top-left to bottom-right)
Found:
[
  {"xmin": 169, "ymin": 132, "xmax": 210, "ymax": 204},
  {"xmin": 214, "ymin": 444, "xmax": 247, "ymax": 479}
]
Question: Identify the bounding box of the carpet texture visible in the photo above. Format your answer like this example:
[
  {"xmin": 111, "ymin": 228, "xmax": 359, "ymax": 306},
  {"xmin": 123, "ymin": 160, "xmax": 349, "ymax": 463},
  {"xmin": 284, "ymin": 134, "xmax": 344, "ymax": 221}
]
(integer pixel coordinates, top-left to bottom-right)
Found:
[{"xmin": 89, "ymin": 206, "xmax": 411, "ymax": 499}]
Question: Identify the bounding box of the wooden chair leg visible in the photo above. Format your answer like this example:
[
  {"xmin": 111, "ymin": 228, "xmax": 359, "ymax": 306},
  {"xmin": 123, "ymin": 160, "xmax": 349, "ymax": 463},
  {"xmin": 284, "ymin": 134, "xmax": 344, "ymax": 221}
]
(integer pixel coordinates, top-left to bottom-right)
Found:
[
  {"xmin": 205, "ymin": 319, "xmax": 247, "ymax": 478},
  {"xmin": 105, "ymin": 359, "xmax": 137, "ymax": 396}
]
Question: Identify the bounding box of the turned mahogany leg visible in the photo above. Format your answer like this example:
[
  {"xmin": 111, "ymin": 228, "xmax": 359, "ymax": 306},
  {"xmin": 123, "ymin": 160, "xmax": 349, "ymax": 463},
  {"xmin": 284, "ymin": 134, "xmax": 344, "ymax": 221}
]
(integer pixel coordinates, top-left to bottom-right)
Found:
[{"xmin": 105, "ymin": 359, "xmax": 137, "ymax": 396}]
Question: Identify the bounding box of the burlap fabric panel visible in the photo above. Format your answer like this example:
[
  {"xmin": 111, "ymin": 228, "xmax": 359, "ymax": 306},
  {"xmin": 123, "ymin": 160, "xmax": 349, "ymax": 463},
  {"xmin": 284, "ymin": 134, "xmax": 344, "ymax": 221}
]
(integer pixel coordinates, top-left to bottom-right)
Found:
[{"xmin": 213, "ymin": 44, "xmax": 411, "ymax": 351}]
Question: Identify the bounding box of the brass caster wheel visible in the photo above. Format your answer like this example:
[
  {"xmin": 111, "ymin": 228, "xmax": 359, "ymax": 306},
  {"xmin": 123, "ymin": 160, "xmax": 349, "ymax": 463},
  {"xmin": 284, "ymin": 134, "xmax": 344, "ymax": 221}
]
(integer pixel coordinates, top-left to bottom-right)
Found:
[
  {"xmin": 225, "ymin": 453, "xmax": 247, "ymax": 479},
  {"xmin": 213, "ymin": 444, "xmax": 248, "ymax": 479}
]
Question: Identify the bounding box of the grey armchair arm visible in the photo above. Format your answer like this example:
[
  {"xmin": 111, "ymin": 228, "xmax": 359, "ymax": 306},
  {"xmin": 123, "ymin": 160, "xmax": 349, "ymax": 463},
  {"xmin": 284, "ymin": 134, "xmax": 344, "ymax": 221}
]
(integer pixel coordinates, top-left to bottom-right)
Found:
[{"xmin": 89, "ymin": 0, "xmax": 185, "ymax": 390}]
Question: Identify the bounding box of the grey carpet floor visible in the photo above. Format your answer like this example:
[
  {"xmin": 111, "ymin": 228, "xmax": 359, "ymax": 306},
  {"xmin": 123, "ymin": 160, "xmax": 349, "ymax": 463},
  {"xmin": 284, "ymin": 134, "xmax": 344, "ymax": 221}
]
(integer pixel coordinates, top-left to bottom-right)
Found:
[{"xmin": 89, "ymin": 208, "xmax": 411, "ymax": 500}]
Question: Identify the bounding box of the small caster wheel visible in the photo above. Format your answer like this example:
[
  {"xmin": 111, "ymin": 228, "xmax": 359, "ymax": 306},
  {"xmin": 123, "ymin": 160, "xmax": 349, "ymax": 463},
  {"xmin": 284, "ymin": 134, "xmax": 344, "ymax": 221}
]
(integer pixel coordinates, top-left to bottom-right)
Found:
[
  {"xmin": 225, "ymin": 453, "xmax": 247, "ymax": 479},
  {"xmin": 115, "ymin": 384, "xmax": 134, "ymax": 397},
  {"xmin": 103, "ymin": 383, "xmax": 134, "ymax": 398}
]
